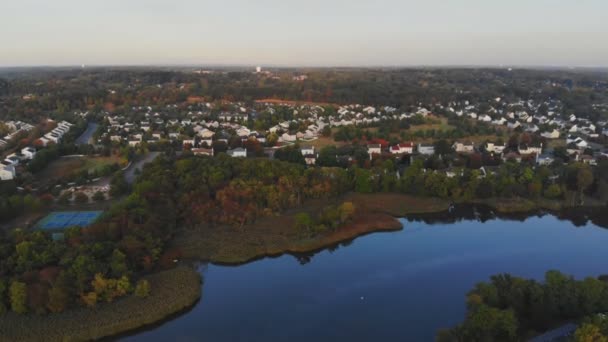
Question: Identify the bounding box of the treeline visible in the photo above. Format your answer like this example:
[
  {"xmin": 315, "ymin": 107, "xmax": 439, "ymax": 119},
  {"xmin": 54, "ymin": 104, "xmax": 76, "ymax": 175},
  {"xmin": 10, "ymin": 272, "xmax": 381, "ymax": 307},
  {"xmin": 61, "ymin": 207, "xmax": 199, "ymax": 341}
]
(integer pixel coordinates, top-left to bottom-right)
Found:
[
  {"xmin": 3, "ymin": 68, "xmax": 608, "ymax": 123},
  {"xmin": 437, "ymin": 271, "xmax": 608, "ymax": 341}
]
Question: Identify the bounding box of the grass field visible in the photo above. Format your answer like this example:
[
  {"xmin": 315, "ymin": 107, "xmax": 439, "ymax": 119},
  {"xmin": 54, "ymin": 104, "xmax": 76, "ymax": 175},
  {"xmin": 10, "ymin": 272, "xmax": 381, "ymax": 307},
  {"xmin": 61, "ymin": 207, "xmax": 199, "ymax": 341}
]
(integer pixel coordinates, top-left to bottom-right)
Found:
[
  {"xmin": 38, "ymin": 155, "xmax": 126, "ymax": 180},
  {"xmin": 36, "ymin": 211, "xmax": 103, "ymax": 230}
]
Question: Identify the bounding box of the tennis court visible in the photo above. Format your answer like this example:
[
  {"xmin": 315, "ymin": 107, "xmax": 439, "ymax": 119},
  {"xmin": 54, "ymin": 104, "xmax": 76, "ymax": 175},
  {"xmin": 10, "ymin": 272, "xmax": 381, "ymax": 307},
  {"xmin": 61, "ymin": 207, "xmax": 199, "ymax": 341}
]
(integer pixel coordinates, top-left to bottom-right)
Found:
[{"xmin": 36, "ymin": 211, "xmax": 103, "ymax": 230}]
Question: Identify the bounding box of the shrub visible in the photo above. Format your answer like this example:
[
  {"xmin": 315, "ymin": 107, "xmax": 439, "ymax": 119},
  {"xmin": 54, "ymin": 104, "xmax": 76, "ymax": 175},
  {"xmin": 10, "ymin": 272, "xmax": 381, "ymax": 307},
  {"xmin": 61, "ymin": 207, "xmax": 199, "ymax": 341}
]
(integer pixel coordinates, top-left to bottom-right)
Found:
[
  {"xmin": 92, "ymin": 191, "xmax": 105, "ymax": 202},
  {"xmin": 134, "ymin": 280, "xmax": 151, "ymax": 298},
  {"xmin": 73, "ymin": 192, "xmax": 89, "ymax": 204}
]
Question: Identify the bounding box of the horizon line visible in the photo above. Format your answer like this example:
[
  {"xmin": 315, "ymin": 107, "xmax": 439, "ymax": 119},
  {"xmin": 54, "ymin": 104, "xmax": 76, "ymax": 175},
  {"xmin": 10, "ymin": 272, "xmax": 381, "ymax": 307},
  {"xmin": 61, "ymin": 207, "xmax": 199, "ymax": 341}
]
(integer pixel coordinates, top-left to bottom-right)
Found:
[{"xmin": 1, "ymin": 63, "xmax": 608, "ymax": 71}]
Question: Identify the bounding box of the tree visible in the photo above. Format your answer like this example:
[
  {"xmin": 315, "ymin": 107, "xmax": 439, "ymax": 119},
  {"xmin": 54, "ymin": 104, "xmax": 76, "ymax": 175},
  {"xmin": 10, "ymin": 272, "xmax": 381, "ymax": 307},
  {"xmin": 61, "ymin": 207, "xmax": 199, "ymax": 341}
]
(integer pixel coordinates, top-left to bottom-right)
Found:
[
  {"xmin": 294, "ymin": 213, "xmax": 314, "ymax": 231},
  {"xmin": 338, "ymin": 202, "xmax": 355, "ymax": 223},
  {"xmin": 434, "ymin": 139, "xmax": 452, "ymax": 156},
  {"xmin": 544, "ymin": 184, "xmax": 562, "ymax": 199},
  {"xmin": 134, "ymin": 279, "xmax": 151, "ymax": 298},
  {"xmin": 81, "ymin": 292, "xmax": 97, "ymax": 308},
  {"xmin": 73, "ymin": 192, "xmax": 89, "ymax": 204},
  {"xmin": 574, "ymin": 323, "xmax": 608, "ymax": 342},
  {"xmin": 317, "ymin": 146, "xmax": 338, "ymax": 167},
  {"xmin": 47, "ymin": 282, "xmax": 69, "ymax": 313},
  {"xmin": 577, "ymin": 165, "xmax": 594, "ymax": 204},
  {"xmin": 58, "ymin": 192, "xmax": 72, "ymax": 205},
  {"xmin": 110, "ymin": 171, "xmax": 129, "ymax": 197},
  {"xmin": 0, "ymin": 280, "xmax": 7, "ymax": 315},
  {"xmin": 92, "ymin": 191, "xmax": 105, "ymax": 202},
  {"xmin": 110, "ymin": 249, "xmax": 129, "ymax": 278},
  {"xmin": 321, "ymin": 126, "xmax": 332, "ymax": 137},
  {"xmin": 9, "ymin": 281, "xmax": 27, "ymax": 314}
]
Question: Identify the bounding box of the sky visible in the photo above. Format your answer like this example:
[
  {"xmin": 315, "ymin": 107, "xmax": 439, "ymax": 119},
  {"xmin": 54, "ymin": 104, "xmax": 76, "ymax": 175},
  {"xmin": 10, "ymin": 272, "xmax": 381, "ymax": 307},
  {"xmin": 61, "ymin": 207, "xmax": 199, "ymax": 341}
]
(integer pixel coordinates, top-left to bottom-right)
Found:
[{"xmin": 1, "ymin": 0, "xmax": 607, "ymax": 67}]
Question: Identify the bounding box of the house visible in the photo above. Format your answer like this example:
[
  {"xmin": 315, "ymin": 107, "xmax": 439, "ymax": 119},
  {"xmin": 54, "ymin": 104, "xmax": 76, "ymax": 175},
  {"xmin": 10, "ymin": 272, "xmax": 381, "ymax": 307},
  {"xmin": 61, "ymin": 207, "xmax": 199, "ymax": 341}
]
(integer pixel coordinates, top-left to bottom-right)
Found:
[
  {"xmin": 541, "ymin": 129, "xmax": 560, "ymax": 139},
  {"xmin": 485, "ymin": 142, "xmax": 506, "ymax": 154},
  {"xmin": 21, "ymin": 147, "xmax": 36, "ymax": 160},
  {"xmin": 304, "ymin": 155, "xmax": 317, "ymax": 166},
  {"xmin": 198, "ymin": 128, "xmax": 215, "ymax": 139},
  {"xmin": 191, "ymin": 148, "xmax": 214, "ymax": 156},
  {"xmin": 227, "ymin": 147, "xmax": 247, "ymax": 158},
  {"xmin": 579, "ymin": 154, "xmax": 597, "ymax": 166},
  {"xmin": 3, "ymin": 155, "xmax": 20, "ymax": 166},
  {"xmin": 390, "ymin": 142, "xmax": 414, "ymax": 154},
  {"xmin": 301, "ymin": 146, "xmax": 315, "ymax": 156},
  {"xmin": 567, "ymin": 136, "xmax": 588, "ymax": 148},
  {"xmin": 536, "ymin": 154, "xmax": 554, "ymax": 166},
  {"xmin": 518, "ymin": 143, "xmax": 543, "ymax": 155},
  {"xmin": 367, "ymin": 144, "xmax": 382, "ymax": 158},
  {"xmin": 279, "ymin": 133, "xmax": 297, "ymax": 143},
  {"xmin": 507, "ymin": 121, "xmax": 521, "ymax": 129},
  {"xmin": 453, "ymin": 142, "xmax": 475, "ymax": 153},
  {"xmin": 417, "ymin": 144, "xmax": 435, "ymax": 155},
  {"xmin": 0, "ymin": 163, "xmax": 15, "ymax": 181}
]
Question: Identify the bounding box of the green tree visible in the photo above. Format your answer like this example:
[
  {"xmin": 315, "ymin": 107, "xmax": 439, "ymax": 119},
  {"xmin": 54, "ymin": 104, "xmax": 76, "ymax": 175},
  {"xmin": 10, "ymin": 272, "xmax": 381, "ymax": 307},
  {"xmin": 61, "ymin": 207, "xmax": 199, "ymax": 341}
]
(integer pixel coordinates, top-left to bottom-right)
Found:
[
  {"xmin": 294, "ymin": 213, "xmax": 314, "ymax": 231},
  {"xmin": 92, "ymin": 191, "xmax": 105, "ymax": 202},
  {"xmin": 134, "ymin": 279, "xmax": 151, "ymax": 298},
  {"xmin": 9, "ymin": 281, "xmax": 27, "ymax": 314},
  {"xmin": 110, "ymin": 249, "xmax": 129, "ymax": 278},
  {"xmin": 73, "ymin": 192, "xmax": 89, "ymax": 204}
]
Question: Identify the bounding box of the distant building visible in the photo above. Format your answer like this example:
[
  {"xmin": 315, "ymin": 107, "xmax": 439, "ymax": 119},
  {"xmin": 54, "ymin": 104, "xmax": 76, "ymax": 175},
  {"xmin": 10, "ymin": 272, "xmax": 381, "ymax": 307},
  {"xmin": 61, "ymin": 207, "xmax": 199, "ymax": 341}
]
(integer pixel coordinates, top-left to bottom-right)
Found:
[
  {"xmin": 417, "ymin": 144, "xmax": 435, "ymax": 155},
  {"xmin": 227, "ymin": 147, "xmax": 247, "ymax": 158},
  {"xmin": 0, "ymin": 163, "xmax": 15, "ymax": 181}
]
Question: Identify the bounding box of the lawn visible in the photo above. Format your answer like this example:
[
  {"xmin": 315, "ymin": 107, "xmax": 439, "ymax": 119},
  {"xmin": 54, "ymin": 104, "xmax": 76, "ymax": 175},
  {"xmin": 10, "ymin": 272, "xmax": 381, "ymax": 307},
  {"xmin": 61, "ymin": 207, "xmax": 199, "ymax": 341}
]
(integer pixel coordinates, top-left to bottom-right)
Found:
[{"xmin": 38, "ymin": 155, "xmax": 126, "ymax": 180}]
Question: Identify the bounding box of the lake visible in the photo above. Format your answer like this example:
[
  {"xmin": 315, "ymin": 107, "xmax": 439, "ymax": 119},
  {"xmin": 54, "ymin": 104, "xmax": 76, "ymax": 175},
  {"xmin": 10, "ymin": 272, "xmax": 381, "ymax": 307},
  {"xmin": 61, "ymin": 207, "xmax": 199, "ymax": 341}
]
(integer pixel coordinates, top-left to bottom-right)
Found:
[{"xmin": 123, "ymin": 211, "xmax": 608, "ymax": 342}]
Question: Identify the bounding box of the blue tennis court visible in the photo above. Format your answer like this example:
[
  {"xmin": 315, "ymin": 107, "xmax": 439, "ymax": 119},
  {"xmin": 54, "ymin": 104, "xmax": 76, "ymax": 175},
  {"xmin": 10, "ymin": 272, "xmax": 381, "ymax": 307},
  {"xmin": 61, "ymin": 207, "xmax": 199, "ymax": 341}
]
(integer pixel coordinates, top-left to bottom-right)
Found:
[{"xmin": 36, "ymin": 211, "xmax": 103, "ymax": 230}]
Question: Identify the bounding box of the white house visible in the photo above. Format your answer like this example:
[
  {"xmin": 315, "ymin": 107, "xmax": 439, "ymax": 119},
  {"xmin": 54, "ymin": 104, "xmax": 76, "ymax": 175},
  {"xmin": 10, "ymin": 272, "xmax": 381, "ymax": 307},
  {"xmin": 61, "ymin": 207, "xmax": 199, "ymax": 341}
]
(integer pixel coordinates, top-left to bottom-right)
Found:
[
  {"xmin": 301, "ymin": 146, "xmax": 315, "ymax": 156},
  {"xmin": 541, "ymin": 129, "xmax": 560, "ymax": 139},
  {"xmin": 279, "ymin": 133, "xmax": 297, "ymax": 143},
  {"xmin": 21, "ymin": 147, "xmax": 36, "ymax": 160},
  {"xmin": 390, "ymin": 142, "xmax": 414, "ymax": 154},
  {"xmin": 0, "ymin": 163, "xmax": 15, "ymax": 181},
  {"xmin": 367, "ymin": 144, "xmax": 382, "ymax": 158},
  {"xmin": 537, "ymin": 154, "xmax": 554, "ymax": 166},
  {"xmin": 453, "ymin": 142, "xmax": 475, "ymax": 153},
  {"xmin": 485, "ymin": 142, "xmax": 506, "ymax": 154},
  {"xmin": 227, "ymin": 147, "xmax": 247, "ymax": 158},
  {"xmin": 518, "ymin": 144, "xmax": 543, "ymax": 155},
  {"xmin": 418, "ymin": 144, "xmax": 435, "ymax": 155}
]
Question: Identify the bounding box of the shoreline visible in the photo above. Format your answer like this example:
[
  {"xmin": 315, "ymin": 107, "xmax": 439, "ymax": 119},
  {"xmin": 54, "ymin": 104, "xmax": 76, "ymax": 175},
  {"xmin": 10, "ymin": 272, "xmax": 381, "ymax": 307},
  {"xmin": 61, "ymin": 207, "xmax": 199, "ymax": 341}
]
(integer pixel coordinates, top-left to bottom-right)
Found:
[{"xmin": 0, "ymin": 266, "xmax": 202, "ymax": 342}]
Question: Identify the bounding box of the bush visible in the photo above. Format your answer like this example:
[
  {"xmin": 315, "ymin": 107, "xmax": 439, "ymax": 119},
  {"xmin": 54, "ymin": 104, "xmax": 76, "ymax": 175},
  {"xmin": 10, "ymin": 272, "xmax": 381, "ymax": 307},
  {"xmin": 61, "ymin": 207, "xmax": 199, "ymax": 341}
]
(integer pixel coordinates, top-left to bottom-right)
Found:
[
  {"xmin": 73, "ymin": 192, "xmax": 89, "ymax": 204},
  {"xmin": 92, "ymin": 191, "xmax": 105, "ymax": 202},
  {"xmin": 544, "ymin": 184, "xmax": 562, "ymax": 199},
  {"xmin": 134, "ymin": 280, "xmax": 151, "ymax": 298},
  {"xmin": 58, "ymin": 192, "xmax": 72, "ymax": 205}
]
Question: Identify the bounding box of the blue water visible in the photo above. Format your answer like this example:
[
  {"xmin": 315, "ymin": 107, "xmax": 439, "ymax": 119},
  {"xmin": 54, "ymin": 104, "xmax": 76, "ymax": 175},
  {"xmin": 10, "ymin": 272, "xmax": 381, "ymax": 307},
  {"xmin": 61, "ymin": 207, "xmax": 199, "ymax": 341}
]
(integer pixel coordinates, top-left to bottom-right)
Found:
[{"xmin": 124, "ymin": 215, "xmax": 608, "ymax": 342}]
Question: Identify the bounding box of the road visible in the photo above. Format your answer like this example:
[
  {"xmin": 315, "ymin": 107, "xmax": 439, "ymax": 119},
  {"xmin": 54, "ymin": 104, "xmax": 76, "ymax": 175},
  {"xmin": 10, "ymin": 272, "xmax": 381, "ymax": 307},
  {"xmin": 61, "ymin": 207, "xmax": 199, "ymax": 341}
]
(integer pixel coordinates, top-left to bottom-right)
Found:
[
  {"xmin": 124, "ymin": 151, "xmax": 160, "ymax": 184},
  {"xmin": 75, "ymin": 122, "xmax": 99, "ymax": 145}
]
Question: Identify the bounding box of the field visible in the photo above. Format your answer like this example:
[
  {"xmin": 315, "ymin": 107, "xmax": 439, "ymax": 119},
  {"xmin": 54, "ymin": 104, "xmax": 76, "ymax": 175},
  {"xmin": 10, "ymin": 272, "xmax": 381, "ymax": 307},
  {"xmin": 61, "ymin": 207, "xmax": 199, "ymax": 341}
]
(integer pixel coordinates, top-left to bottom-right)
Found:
[
  {"xmin": 37, "ymin": 155, "xmax": 126, "ymax": 180},
  {"xmin": 174, "ymin": 193, "xmax": 450, "ymax": 264},
  {"xmin": 36, "ymin": 211, "xmax": 103, "ymax": 230}
]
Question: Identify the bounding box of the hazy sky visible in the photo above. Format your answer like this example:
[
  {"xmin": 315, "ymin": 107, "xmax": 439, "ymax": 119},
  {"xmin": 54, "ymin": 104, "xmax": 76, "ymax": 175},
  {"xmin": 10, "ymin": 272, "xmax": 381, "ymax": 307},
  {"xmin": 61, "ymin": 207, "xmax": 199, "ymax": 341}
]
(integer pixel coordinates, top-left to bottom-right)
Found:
[{"xmin": 1, "ymin": 0, "xmax": 607, "ymax": 67}]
